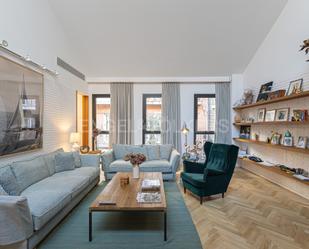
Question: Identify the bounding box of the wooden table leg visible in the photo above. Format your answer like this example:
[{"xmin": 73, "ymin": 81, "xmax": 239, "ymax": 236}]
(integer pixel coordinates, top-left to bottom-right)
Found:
[{"xmin": 89, "ymin": 211, "xmax": 92, "ymax": 242}]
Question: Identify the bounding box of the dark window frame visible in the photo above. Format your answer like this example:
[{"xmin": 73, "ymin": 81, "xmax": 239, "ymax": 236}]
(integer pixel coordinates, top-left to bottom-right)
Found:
[
  {"xmin": 142, "ymin": 94, "xmax": 162, "ymax": 144},
  {"xmin": 92, "ymin": 94, "xmax": 110, "ymax": 150},
  {"xmin": 193, "ymin": 94, "xmax": 216, "ymax": 144}
]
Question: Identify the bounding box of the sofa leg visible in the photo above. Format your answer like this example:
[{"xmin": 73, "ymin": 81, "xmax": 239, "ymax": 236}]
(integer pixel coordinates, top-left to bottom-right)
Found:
[
  {"xmin": 184, "ymin": 187, "xmax": 186, "ymax": 194},
  {"xmin": 200, "ymin": 197, "xmax": 203, "ymax": 205},
  {"xmin": 222, "ymin": 192, "xmax": 225, "ymax": 198}
]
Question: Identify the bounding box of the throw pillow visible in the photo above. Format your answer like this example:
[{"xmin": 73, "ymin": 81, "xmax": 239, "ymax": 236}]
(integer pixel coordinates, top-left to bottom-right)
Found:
[
  {"xmin": 0, "ymin": 184, "xmax": 8, "ymax": 195},
  {"xmin": 43, "ymin": 148, "xmax": 64, "ymax": 175},
  {"xmin": 0, "ymin": 165, "xmax": 21, "ymax": 196},
  {"xmin": 55, "ymin": 152, "xmax": 75, "ymax": 173},
  {"xmin": 73, "ymin": 151, "xmax": 82, "ymax": 168}
]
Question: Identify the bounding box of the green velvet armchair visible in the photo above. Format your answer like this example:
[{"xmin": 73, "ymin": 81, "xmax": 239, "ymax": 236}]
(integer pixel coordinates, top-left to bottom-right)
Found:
[{"xmin": 181, "ymin": 142, "xmax": 239, "ymax": 204}]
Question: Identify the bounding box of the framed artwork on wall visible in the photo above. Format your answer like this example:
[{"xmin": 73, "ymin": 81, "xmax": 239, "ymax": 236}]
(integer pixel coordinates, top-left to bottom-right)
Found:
[
  {"xmin": 257, "ymin": 108, "xmax": 266, "ymax": 122},
  {"xmin": 275, "ymin": 108, "xmax": 289, "ymax": 122},
  {"xmin": 265, "ymin": 110, "xmax": 276, "ymax": 122},
  {"xmin": 0, "ymin": 56, "xmax": 44, "ymax": 156},
  {"xmin": 286, "ymin": 79, "xmax": 303, "ymax": 96}
]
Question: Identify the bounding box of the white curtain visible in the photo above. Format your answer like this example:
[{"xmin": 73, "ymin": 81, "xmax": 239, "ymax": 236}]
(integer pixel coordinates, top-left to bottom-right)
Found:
[
  {"xmin": 110, "ymin": 83, "xmax": 134, "ymax": 145},
  {"xmin": 161, "ymin": 83, "xmax": 181, "ymax": 152},
  {"xmin": 215, "ymin": 82, "xmax": 231, "ymax": 144}
]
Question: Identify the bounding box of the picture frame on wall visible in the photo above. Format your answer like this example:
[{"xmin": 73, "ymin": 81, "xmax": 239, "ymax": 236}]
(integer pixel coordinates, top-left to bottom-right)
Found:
[
  {"xmin": 286, "ymin": 79, "xmax": 303, "ymax": 96},
  {"xmin": 257, "ymin": 108, "xmax": 266, "ymax": 122},
  {"xmin": 265, "ymin": 110, "xmax": 276, "ymax": 122},
  {"xmin": 275, "ymin": 108, "xmax": 289, "ymax": 122}
]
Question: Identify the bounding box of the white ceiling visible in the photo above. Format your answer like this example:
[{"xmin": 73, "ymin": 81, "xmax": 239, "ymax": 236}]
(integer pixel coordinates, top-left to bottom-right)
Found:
[{"xmin": 48, "ymin": 0, "xmax": 287, "ymax": 78}]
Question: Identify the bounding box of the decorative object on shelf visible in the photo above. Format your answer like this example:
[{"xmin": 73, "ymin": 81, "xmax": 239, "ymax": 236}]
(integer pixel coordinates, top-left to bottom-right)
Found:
[
  {"xmin": 265, "ymin": 109, "xmax": 276, "ymax": 122},
  {"xmin": 296, "ymin": 136, "xmax": 307, "ymax": 149},
  {"xmin": 181, "ymin": 122, "xmax": 190, "ymax": 159},
  {"xmin": 268, "ymin": 90, "xmax": 286, "ymax": 100},
  {"xmin": 271, "ymin": 132, "xmax": 281, "ymax": 145},
  {"xmin": 124, "ymin": 153, "xmax": 146, "ymax": 179},
  {"xmin": 92, "ymin": 128, "xmax": 101, "ymax": 150},
  {"xmin": 257, "ymin": 108, "xmax": 266, "ymax": 122},
  {"xmin": 283, "ymin": 130, "xmax": 293, "ymax": 147},
  {"xmin": 239, "ymin": 126, "xmax": 250, "ymax": 139},
  {"xmin": 275, "ymin": 108, "xmax": 289, "ymax": 121},
  {"xmin": 120, "ymin": 176, "xmax": 130, "ymax": 187},
  {"xmin": 292, "ymin": 109, "xmax": 307, "ymax": 121},
  {"xmin": 0, "ymin": 39, "xmax": 8, "ymax": 47},
  {"xmin": 234, "ymin": 114, "xmax": 242, "ymax": 123},
  {"xmin": 0, "ymin": 57, "xmax": 44, "ymax": 157},
  {"xmin": 233, "ymin": 89, "xmax": 254, "ymax": 107},
  {"xmin": 287, "ymin": 79, "xmax": 303, "ymax": 96},
  {"xmin": 70, "ymin": 132, "xmax": 80, "ymax": 151},
  {"xmin": 253, "ymin": 133, "xmax": 259, "ymax": 141},
  {"xmin": 257, "ymin": 81, "xmax": 273, "ymax": 102},
  {"xmin": 80, "ymin": 145, "xmax": 90, "ymax": 154},
  {"xmin": 299, "ymin": 39, "xmax": 309, "ymax": 62}
]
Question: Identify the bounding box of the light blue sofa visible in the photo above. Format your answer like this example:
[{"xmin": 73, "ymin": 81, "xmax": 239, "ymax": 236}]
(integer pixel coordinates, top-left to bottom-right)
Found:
[
  {"xmin": 102, "ymin": 144, "xmax": 181, "ymax": 181},
  {"xmin": 0, "ymin": 149, "xmax": 100, "ymax": 249}
]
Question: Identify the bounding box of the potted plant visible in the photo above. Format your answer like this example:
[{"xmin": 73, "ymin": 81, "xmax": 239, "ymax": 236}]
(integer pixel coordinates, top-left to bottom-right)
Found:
[{"xmin": 124, "ymin": 153, "xmax": 146, "ymax": 179}]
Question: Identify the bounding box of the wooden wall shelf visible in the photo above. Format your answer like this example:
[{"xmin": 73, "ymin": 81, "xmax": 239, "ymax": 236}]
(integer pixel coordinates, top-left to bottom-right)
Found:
[
  {"xmin": 233, "ymin": 121, "xmax": 309, "ymax": 126},
  {"xmin": 239, "ymin": 158, "xmax": 309, "ymax": 199},
  {"xmin": 233, "ymin": 138, "xmax": 309, "ymax": 155},
  {"xmin": 233, "ymin": 91, "xmax": 309, "ymax": 110}
]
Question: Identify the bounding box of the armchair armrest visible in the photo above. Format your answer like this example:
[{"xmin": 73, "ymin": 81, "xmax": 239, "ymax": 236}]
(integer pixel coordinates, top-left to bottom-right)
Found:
[
  {"xmin": 0, "ymin": 196, "xmax": 33, "ymax": 246},
  {"xmin": 80, "ymin": 154, "xmax": 100, "ymax": 168},
  {"xmin": 169, "ymin": 149, "xmax": 181, "ymax": 173},
  {"xmin": 183, "ymin": 160, "xmax": 206, "ymax": 174},
  {"xmin": 101, "ymin": 150, "xmax": 115, "ymax": 172}
]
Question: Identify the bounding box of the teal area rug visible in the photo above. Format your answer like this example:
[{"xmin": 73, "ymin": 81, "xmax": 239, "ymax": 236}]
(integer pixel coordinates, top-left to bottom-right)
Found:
[{"xmin": 38, "ymin": 182, "xmax": 202, "ymax": 249}]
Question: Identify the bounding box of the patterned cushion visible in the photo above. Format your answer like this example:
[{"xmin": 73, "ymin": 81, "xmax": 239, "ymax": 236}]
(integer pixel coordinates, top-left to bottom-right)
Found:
[
  {"xmin": 43, "ymin": 148, "xmax": 64, "ymax": 175},
  {"xmin": 0, "ymin": 184, "xmax": 8, "ymax": 195},
  {"xmin": 73, "ymin": 151, "xmax": 82, "ymax": 168},
  {"xmin": 0, "ymin": 165, "xmax": 21, "ymax": 195},
  {"xmin": 159, "ymin": 144, "xmax": 173, "ymax": 160},
  {"xmin": 11, "ymin": 157, "xmax": 50, "ymax": 192},
  {"xmin": 144, "ymin": 145, "xmax": 160, "ymax": 160},
  {"xmin": 55, "ymin": 152, "xmax": 75, "ymax": 173}
]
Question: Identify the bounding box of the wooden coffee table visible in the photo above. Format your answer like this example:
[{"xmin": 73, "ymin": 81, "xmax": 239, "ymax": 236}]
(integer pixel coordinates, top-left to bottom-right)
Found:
[{"xmin": 89, "ymin": 172, "xmax": 167, "ymax": 241}]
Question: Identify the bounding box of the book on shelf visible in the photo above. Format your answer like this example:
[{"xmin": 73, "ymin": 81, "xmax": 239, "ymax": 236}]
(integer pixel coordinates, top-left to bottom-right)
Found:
[
  {"xmin": 141, "ymin": 179, "xmax": 161, "ymax": 191},
  {"xmin": 136, "ymin": 192, "xmax": 161, "ymax": 203}
]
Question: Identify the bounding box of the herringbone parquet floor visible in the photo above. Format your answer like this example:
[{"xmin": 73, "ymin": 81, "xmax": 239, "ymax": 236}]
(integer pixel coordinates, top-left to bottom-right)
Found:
[{"xmin": 178, "ymin": 168, "xmax": 309, "ymax": 249}]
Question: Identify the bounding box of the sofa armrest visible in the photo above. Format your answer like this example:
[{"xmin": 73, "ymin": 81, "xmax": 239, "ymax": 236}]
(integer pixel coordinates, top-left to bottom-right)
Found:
[
  {"xmin": 80, "ymin": 154, "xmax": 100, "ymax": 168},
  {"xmin": 0, "ymin": 196, "xmax": 33, "ymax": 246},
  {"xmin": 170, "ymin": 149, "xmax": 181, "ymax": 173},
  {"xmin": 101, "ymin": 150, "xmax": 115, "ymax": 172}
]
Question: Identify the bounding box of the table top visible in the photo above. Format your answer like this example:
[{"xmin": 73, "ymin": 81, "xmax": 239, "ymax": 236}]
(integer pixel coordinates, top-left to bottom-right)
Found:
[{"xmin": 89, "ymin": 172, "xmax": 166, "ymax": 212}]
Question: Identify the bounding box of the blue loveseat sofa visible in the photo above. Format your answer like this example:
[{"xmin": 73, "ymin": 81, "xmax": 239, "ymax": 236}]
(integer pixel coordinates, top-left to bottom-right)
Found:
[
  {"xmin": 0, "ymin": 149, "xmax": 100, "ymax": 249},
  {"xmin": 102, "ymin": 144, "xmax": 181, "ymax": 180}
]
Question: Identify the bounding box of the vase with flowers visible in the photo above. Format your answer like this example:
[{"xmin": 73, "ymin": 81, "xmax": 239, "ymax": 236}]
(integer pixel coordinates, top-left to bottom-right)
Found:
[{"xmin": 124, "ymin": 153, "xmax": 146, "ymax": 179}]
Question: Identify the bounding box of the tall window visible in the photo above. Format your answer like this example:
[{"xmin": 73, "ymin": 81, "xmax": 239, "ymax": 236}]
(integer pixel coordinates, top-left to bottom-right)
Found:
[
  {"xmin": 92, "ymin": 94, "xmax": 110, "ymax": 149},
  {"xmin": 143, "ymin": 94, "xmax": 162, "ymax": 144},
  {"xmin": 194, "ymin": 94, "xmax": 216, "ymax": 144}
]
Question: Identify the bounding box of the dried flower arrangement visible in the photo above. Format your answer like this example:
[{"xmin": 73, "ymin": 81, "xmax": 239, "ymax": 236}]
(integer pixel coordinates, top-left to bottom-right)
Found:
[
  {"xmin": 300, "ymin": 39, "xmax": 309, "ymax": 62},
  {"xmin": 124, "ymin": 153, "xmax": 146, "ymax": 166}
]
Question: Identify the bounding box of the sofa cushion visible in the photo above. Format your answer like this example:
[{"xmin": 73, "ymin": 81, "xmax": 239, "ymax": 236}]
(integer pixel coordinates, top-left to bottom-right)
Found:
[
  {"xmin": 140, "ymin": 160, "xmax": 172, "ymax": 173},
  {"xmin": 109, "ymin": 159, "xmax": 132, "ymax": 172},
  {"xmin": 0, "ymin": 184, "xmax": 8, "ymax": 195},
  {"xmin": 11, "ymin": 157, "xmax": 50, "ymax": 192},
  {"xmin": 73, "ymin": 151, "xmax": 82, "ymax": 168},
  {"xmin": 54, "ymin": 167, "xmax": 100, "ymax": 183},
  {"xmin": 159, "ymin": 144, "xmax": 173, "ymax": 160},
  {"xmin": 181, "ymin": 172, "xmax": 207, "ymax": 188},
  {"xmin": 43, "ymin": 148, "xmax": 64, "ymax": 175},
  {"xmin": 21, "ymin": 186, "xmax": 71, "ymax": 230},
  {"xmin": 0, "ymin": 165, "xmax": 21, "ymax": 195},
  {"xmin": 144, "ymin": 145, "xmax": 160, "ymax": 160},
  {"xmin": 55, "ymin": 152, "xmax": 75, "ymax": 173},
  {"xmin": 112, "ymin": 144, "xmax": 147, "ymax": 160}
]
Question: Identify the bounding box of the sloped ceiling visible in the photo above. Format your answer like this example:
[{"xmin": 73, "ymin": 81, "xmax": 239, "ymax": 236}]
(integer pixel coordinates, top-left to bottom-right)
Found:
[{"xmin": 48, "ymin": 0, "xmax": 287, "ymax": 78}]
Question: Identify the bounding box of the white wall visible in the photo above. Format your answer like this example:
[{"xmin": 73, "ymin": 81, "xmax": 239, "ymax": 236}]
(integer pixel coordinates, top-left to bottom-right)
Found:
[
  {"xmin": 0, "ymin": 0, "xmax": 87, "ymax": 164},
  {"xmin": 244, "ymin": 0, "xmax": 309, "ymax": 92}
]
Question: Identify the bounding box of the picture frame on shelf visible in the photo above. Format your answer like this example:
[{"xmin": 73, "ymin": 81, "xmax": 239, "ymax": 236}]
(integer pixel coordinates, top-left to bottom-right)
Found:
[
  {"xmin": 283, "ymin": 137, "xmax": 293, "ymax": 147},
  {"xmin": 265, "ymin": 110, "xmax": 276, "ymax": 122},
  {"xmin": 257, "ymin": 108, "xmax": 266, "ymax": 122},
  {"xmin": 275, "ymin": 108, "xmax": 289, "ymax": 122},
  {"xmin": 286, "ymin": 79, "xmax": 303, "ymax": 96},
  {"xmin": 268, "ymin": 90, "xmax": 286, "ymax": 100},
  {"xmin": 296, "ymin": 136, "xmax": 307, "ymax": 149},
  {"xmin": 256, "ymin": 81, "xmax": 273, "ymax": 102},
  {"xmin": 292, "ymin": 109, "xmax": 307, "ymax": 122},
  {"xmin": 271, "ymin": 133, "xmax": 281, "ymax": 145}
]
